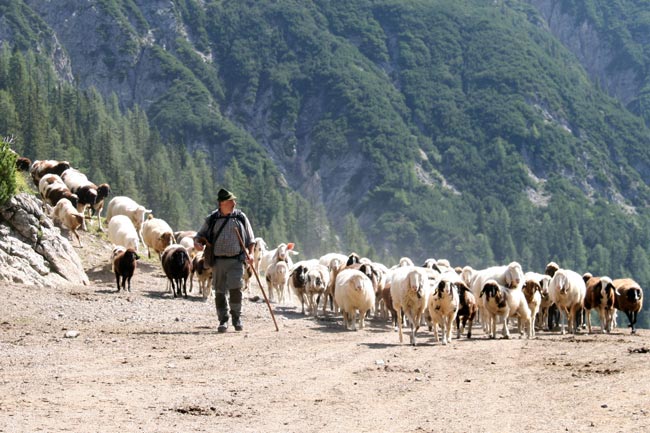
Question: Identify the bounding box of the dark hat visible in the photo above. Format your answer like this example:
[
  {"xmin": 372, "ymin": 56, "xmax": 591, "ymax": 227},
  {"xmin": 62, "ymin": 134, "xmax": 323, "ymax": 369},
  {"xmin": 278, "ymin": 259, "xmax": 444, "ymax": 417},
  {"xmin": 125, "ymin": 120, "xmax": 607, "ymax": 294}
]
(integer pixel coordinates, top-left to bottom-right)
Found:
[{"xmin": 217, "ymin": 188, "xmax": 237, "ymax": 202}]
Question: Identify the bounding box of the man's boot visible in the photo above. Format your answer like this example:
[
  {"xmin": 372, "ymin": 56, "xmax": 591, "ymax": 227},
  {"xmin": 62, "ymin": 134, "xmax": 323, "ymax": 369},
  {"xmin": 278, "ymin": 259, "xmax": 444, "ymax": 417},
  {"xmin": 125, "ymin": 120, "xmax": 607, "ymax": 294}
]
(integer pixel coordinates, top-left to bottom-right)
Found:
[
  {"xmin": 215, "ymin": 292, "xmax": 229, "ymax": 333},
  {"xmin": 230, "ymin": 289, "xmax": 243, "ymax": 331}
]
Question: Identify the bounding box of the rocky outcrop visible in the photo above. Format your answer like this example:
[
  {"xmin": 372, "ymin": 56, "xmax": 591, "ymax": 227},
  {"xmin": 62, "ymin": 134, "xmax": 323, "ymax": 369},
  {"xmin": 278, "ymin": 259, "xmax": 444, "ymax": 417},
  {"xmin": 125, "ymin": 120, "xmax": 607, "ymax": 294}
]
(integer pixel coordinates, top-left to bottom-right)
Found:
[
  {"xmin": 527, "ymin": 0, "xmax": 643, "ymax": 107},
  {"xmin": 0, "ymin": 193, "xmax": 88, "ymax": 287}
]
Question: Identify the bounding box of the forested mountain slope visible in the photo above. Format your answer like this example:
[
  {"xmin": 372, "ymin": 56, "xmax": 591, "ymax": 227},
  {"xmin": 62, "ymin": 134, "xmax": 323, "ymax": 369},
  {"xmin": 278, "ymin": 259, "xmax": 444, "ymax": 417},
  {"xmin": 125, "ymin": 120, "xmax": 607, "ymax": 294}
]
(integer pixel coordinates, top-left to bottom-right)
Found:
[{"xmin": 2, "ymin": 0, "xmax": 650, "ymax": 323}]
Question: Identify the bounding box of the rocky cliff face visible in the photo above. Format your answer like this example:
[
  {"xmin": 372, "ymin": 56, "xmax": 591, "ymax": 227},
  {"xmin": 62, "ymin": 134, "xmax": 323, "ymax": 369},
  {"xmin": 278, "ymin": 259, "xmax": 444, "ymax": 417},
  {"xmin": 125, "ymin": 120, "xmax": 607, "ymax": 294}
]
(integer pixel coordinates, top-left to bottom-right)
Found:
[
  {"xmin": 0, "ymin": 194, "xmax": 88, "ymax": 287},
  {"xmin": 527, "ymin": 0, "xmax": 642, "ymax": 107},
  {"xmin": 22, "ymin": 0, "xmax": 186, "ymax": 110}
]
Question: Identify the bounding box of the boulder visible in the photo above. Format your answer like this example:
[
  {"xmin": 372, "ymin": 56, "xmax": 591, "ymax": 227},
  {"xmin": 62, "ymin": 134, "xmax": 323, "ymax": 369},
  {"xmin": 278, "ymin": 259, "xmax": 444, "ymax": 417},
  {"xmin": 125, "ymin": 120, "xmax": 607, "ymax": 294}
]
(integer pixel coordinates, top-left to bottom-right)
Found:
[{"xmin": 0, "ymin": 193, "xmax": 89, "ymax": 287}]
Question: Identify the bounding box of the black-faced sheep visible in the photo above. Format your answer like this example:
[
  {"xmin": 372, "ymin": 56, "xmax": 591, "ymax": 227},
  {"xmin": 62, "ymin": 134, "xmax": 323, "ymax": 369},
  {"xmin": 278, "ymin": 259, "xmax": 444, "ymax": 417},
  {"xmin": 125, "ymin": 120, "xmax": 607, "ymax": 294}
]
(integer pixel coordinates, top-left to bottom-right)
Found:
[
  {"xmin": 428, "ymin": 272, "xmax": 460, "ymax": 345},
  {"xmin": 480, "ymin": 279, "xmax": 531, "ymax": 339},
  {"xmin": 612, "ymin": 278, "xmax": 644, "ymax": 334},
  {"xmin": 289, "ymin": 260, "xmax": 318, "ymax": 314}
]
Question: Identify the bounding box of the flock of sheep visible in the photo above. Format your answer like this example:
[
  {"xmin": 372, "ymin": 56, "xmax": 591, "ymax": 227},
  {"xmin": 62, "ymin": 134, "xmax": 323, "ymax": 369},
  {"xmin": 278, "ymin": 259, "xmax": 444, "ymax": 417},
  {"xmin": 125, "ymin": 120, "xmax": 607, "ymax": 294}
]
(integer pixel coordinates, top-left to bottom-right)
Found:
[
  {"xmin": 19, "ymin": 157, "xmax": 645, "ymax": 344},
  {"xmin": 247, "ymin": 241, "xmax": 645, "ymax": 345}
]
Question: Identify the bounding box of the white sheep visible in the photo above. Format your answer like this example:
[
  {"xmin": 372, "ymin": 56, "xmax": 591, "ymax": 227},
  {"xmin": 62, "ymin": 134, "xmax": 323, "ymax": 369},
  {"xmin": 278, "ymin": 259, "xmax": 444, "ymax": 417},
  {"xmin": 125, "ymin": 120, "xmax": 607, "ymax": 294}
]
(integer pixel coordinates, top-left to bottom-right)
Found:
[
  {"xmin": 49, "ymin": 198, "xmax": 84, "ymax": 247},
  {"xmin": 259, "ymin": 242, "xmax": 299, "ymax": 278},
  {"xmin": 390, "ymin": 266, "xmax": 430, "ymax": 345},
  {"xmin": 266, "ymin": 260, "xmax": 290, "ymax": 303},
  {"xmin": 141, "ymin": 216, "xmax": 175, "ymax": 260},
  {"xmin": 549, "ymin": 268, "xmax": 586, "ymax": 335},
  {"xmin": 105, "ymin": 196, "xmax": 152, "ymax": 243},
  {"xmin": 107, "ymin": 215, "xmax": 140, "ymax": 252},
  {"xmin": 334, "ymin": 268, "xmax": 375, "ymax": 331},
  {"xmin": 427, "ymin": 271, "xmax": 460, "ymax": 345}
]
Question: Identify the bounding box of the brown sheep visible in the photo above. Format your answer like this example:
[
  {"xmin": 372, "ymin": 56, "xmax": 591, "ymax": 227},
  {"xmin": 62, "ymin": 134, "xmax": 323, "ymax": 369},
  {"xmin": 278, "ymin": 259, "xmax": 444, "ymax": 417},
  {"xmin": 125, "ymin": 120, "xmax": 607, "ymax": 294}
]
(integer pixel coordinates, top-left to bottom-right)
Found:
[
  {"xmin": 456, "ymin": 283, "xmax": 478, "ymax": 339},
  {"xmin": 30, "ymin": 159, "xmax": 71, "ymax": 186},
  {"xmin": 162, "ymin": 244, "xmax": 192, "ymax": 298},
  {"xmin": 584, "ymin": 276, "xmax": 617, "ymax": 334},
  {"xmin": 111, "ymin": 246, "xmax": 140, "ymax": 292},
  {"xmin": 612, "ymin": 278, "xmax": 644, "ymax": 334}
]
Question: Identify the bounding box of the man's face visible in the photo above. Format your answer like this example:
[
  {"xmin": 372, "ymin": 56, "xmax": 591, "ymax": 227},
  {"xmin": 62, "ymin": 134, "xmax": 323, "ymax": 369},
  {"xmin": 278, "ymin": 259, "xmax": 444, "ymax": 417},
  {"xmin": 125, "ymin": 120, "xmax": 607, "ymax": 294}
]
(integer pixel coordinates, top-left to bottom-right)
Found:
[{"xmin": 220, "ymin": 199, "xmax": 236, "ymax": 213}]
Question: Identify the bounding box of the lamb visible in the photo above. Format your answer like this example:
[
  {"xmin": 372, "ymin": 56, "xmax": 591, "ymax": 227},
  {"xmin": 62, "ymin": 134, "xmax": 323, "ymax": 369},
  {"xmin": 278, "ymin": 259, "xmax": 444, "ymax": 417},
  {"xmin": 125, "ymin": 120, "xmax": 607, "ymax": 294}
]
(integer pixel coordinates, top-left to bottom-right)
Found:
[
  {"xmin": 49, "ymin": 198, "xmax": 84, "ymax": 247},
  {"xmin": 105, "ymin": 196, "xmax": 152, "ymax": 243},
  {"xmin": 38, "ymin": 174, "xmax": 79, "ymax": 209},
  {"xmin": 141, "ymin": 215, "xmax": 175, "ymax": 260},
  {"xmin": 480, "ymin": 279, "xmax": 532, "ymax": 339},
  {"xmin": 612, "ymin": 278, "xmax": 644, "ymax": 334},
  {"xmin": 161, "ymin": 244, "xmax": 192, "ymax": 298},
  {"xmin": 29, "ymin": 159, "xmax": 71, "ymax": 186},
  {"xmin": 107, "ymin": 215, "xmax": 140, "ymax": 252},
  {"xmin": 190, "ymin": 251, "xmax": 213, "ymax": 300},
  {"xmin": 427, "ymin": 272, "xmax": 460, "ymax": 345},
  {"xmin": 334, "ymin": 268, "xmax": 375, "ymax": 331},
  {"xmin": 548, "ymin": 268, "xmax": 586, "ymax": 335},
  {"xmin": 584, "ymin": 275, "xmax": 617, "ymax": 334},
  {"xmin": 266, "ymin": 260, "xmax": 290, "ymax": 303},
  {"xmin": 390, "ymin": 266, "xmax": 429, "ymax": 345},
  {"xmin": 522, "ymin": 272, "xmax": 549, "ymax": 337},
  {"xmin": 111, "ymin": 246, "xmax": 140, "ymax": 292},
  {"xmin": 61, "ymin": 168, "xmax": 111, "ymax": 231}
]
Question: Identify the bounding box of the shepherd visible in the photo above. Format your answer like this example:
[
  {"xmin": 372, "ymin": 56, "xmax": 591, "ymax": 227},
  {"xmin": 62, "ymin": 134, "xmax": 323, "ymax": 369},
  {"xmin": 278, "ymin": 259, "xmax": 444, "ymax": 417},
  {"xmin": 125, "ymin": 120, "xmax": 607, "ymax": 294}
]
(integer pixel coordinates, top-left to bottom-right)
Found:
[{"xmin": 194, "ymin": 188, "xmax": 256, "ymax": 333}]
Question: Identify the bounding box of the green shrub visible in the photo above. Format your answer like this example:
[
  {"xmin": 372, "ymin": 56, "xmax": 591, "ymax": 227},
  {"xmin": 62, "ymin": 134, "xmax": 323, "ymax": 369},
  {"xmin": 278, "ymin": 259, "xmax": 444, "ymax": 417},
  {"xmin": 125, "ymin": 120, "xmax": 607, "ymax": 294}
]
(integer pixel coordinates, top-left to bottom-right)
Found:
[{"xmin": 0, "ymin": 138, "xmax": 17, "ymax": 205}]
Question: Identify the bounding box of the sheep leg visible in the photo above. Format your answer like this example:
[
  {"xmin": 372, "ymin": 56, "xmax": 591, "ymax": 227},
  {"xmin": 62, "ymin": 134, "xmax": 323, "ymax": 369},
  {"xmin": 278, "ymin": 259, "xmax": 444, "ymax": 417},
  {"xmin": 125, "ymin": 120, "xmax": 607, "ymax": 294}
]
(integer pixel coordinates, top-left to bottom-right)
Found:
[
  {"xmin": 115, "ymin": 273, "xmax": 121, "ymax": 292},
  {"xmin": 396, "ymin": 309, "xmax": 404, "ymax": 343},
  {"xmin": 501, "ymin": 316, "xmax": 510, "ymax": 339},
  {"xmin": 359, "ymin": 309, "xmax": 366, "ymax": 329}
]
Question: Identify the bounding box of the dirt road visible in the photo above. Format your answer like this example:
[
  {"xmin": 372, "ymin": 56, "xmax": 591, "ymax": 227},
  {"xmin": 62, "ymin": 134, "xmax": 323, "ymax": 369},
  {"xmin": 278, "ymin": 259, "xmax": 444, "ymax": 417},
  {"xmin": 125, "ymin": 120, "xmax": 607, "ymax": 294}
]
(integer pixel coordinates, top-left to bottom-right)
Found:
[{"xmin": 1, "ymin": 232, "xmax": 649, "ymax": 432}]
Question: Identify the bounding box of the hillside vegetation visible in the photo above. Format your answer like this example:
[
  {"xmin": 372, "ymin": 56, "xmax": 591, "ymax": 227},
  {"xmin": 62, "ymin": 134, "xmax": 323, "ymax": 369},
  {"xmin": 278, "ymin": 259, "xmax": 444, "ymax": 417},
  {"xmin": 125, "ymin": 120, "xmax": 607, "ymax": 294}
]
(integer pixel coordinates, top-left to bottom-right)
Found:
[{"xmin": 1, "ymin": 0, "xmax": 649, "ymax": 327}]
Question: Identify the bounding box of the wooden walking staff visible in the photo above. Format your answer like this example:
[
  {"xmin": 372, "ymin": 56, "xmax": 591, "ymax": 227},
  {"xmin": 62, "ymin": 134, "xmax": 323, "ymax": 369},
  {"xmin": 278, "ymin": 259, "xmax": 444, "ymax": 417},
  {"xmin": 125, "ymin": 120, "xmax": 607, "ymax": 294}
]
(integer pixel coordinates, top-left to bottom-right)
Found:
[{"xmin": 235, "ymin": 229, "xmax": 279, "ymax": 332}]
